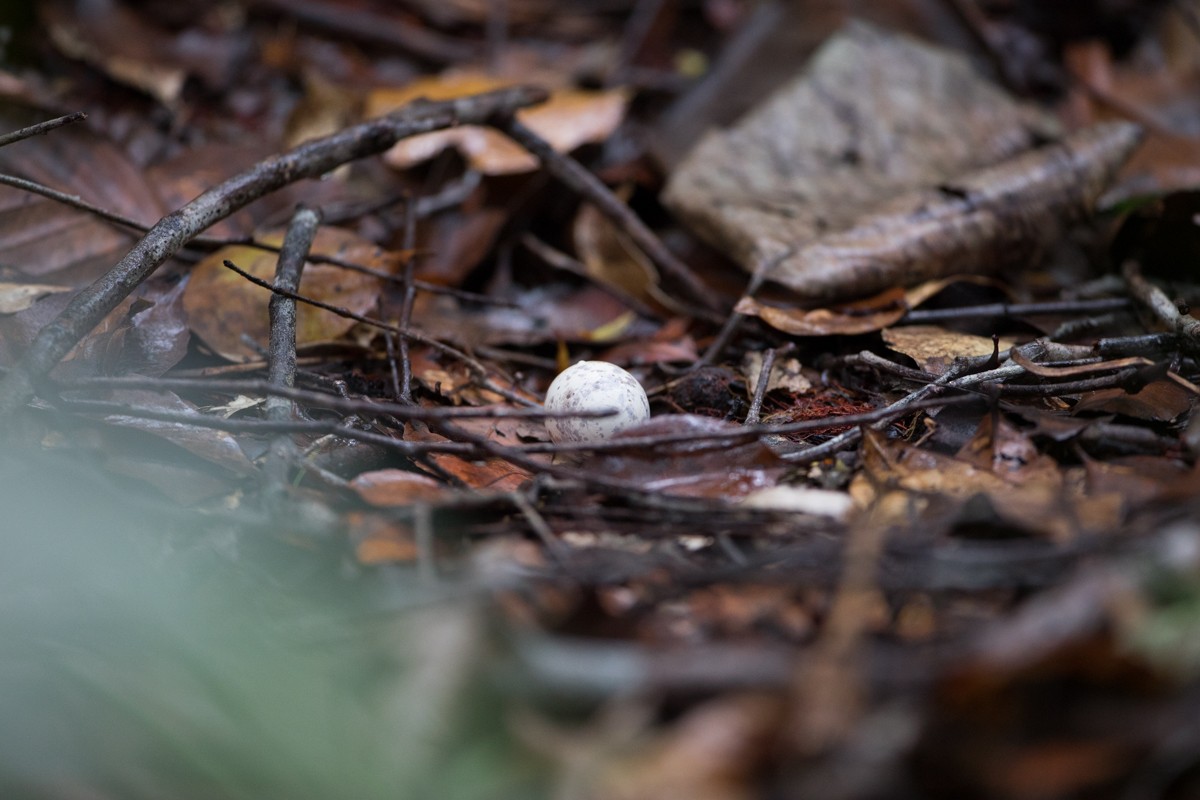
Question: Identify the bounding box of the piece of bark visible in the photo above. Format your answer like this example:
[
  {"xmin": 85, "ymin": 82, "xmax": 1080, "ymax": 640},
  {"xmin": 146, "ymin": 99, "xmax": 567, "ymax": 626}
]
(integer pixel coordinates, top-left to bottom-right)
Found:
[{"xmin": 662, "ymin": 21, "xmax": 1141, "ymax": 302}]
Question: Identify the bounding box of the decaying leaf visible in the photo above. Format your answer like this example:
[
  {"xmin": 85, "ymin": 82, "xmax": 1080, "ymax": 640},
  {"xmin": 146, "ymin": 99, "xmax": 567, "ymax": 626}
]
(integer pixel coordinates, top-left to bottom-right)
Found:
[
  {"xmin": 367, "ymin": 72, "xmax": 629, "ymax": 175},
  {"xmin": 663, "ymin": 22, "xmax": 1140, "ymax": 302},
  {"xmin": 183, "ymin": 227, "xmax": 393, "ymax": 362}
]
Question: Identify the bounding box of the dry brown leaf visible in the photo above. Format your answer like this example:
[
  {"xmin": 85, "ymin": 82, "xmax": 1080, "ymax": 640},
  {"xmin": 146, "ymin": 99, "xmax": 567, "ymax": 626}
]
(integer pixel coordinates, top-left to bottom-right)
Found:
[
  {"xmin": 183, "ymin": 226, "xmax": 392, "ymax": 362},
  {"xmin": 0, "ymin": 121, "xmax": 163, "ymax": 282},
  {"xmin": 735, "ymin": 277, "xmax": 986, "ymax": 337},
  {"xmin": 883, "ymin": 325, "xmax": 1017, "ymax": 376},
  {"xmin": 664, "ymin": 22, "xmax": 1139, "ymax": 302},
  {"xmin": 367, "ymin": 72, "xmax": 628, "ymax": 175},
  {"xmin": 572, "ymin": 200, "xmax": 686, "ymax": 316},
  {"xmin": 735, "ymin": 288, "xmax": 909, "ymax": 337},
  {"xmin": 1073, "ymin": 380, "xmax": 1195, "ymax": 421},
  {"xmin": 348, "ymin": 513, "xmax": 419, "ymax": 565},
  {"xmin": 852, "ymin": 426, "xmax": 1095, "ymax": 540},
  {"xmin": 403, "ymin": 422, "xmax": 546, "ymax": 492},
  {"xmin": 740, "ymin": 351, "xmax": 812, "ymax": 395}
]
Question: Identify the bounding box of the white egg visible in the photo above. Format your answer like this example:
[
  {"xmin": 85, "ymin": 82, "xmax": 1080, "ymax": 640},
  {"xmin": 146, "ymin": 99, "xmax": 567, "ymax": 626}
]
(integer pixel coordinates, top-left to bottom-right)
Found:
[{"xmin": 543, "ymin": 361, "xmax": 650, "ymax": 444}]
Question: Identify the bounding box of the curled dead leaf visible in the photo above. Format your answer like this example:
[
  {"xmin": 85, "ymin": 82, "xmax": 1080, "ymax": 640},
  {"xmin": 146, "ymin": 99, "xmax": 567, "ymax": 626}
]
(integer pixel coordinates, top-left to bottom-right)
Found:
[{"xmin": 734, "ymin": 278, "xmax": 972, "ymax": 337}]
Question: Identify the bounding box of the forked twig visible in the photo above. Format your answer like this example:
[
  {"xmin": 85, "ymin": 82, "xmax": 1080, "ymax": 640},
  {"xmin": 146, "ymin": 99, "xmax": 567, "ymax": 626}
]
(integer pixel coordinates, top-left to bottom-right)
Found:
[{"xmin": 0, "ymin": 86, "xmax": 547, "ymax": 416}]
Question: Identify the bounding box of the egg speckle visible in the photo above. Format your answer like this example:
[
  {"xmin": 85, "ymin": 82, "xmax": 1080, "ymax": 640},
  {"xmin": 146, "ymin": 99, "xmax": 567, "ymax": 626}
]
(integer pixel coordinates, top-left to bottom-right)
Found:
[{"xmin": 544, "ymin": 361, "xmax": 650, "ymax": 444}]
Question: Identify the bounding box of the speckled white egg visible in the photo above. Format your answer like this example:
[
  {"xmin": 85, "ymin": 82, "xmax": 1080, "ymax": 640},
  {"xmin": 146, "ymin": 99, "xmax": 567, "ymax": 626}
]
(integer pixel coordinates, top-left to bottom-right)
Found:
[{"xmin": 544, "ymin": 361, "xmax": 650, "ymax": 444}]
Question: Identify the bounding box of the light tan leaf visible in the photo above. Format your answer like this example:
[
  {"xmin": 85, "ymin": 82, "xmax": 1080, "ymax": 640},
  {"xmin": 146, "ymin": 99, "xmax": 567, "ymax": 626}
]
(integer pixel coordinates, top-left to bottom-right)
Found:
[
  {"xmin": 367, "ymin": 72, "xmax": 628, "ymax": 174},
  {"xmin": 883, "ymin": 325, "xmax": 1017, "ymax": 375},
  {"xmin": 0, "ymin": 282, "xmax": 71, "ymax": 314}
]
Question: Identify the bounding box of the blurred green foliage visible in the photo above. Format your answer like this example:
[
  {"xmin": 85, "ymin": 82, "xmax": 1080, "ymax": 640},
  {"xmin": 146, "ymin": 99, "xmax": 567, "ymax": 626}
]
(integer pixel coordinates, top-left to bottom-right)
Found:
[{"xmin": 0, "ymin": 442, "xmax": 545, "ymax": 800}]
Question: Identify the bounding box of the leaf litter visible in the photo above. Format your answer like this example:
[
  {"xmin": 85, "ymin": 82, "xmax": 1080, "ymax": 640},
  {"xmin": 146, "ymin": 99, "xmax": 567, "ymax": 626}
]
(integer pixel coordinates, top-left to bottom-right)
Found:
[{"xmin": 1, "ymin": 4, "xmax": 1200, "ymax": 800}]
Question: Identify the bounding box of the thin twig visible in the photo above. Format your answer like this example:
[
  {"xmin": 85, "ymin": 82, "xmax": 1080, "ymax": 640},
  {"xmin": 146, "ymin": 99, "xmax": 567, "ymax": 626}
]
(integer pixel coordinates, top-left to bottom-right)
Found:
[
  {"xmin": 0, "ymin": 85, "xmax": 548, "ymax": 417},
  {"xmin": 267, "ymin": 207, "xmax": 320, "ymax": 416},
  {"xmin": 510, "ymin": 490, "xmax": 567, "ymax": 561},
  {"xmin": 0, "ymin": 168, "xmax": 515, "ymax": 307},
  {"xmin": 745, "ymin": 347, "xmax": 779, "ymax": 425},
  {"xmin": 489, "ymin": 113, "xmax": 721, "ymax": 319},
  {"xmin": 220, "ymin": 258, "xmax": 538, "ymax": 407},
  {"xmin": 900, "ymin": 296, "xmax": 1130, "ymax": 323},
  {"xmin": 0, "ymin": 112, "xmax": 87, "ymax": 149},
  {"xmin": 53, "ymin": 398, "xmax": 477, "ymax": 455},
  {"xmin": 398, "ymin": 196, "xmax": 419, "ymax": 403},
  {"xmin": 609, "ymin": 0, "xmax": 668, "ymax": 86},
  {"xmin": 60, "ymin": 375, "xmax": 606, "ymax": 421},
  {"xmin": 1123, "ymin": 260, "xmax": 1200, "ymax": 354},
  {"xmin": 520, "ymin": 232, "xmax": 660, "ymax": 319},
  {"xmin": 248, "ymin": 0, "xmax": 477, "ymax": 63},
  {"xmin": 700, "ymin": 247, "xmax": 794, "ymax": 365},
  {"xmin": 265, "ymin": 207, "xmax": 321, "ymax": 495}
]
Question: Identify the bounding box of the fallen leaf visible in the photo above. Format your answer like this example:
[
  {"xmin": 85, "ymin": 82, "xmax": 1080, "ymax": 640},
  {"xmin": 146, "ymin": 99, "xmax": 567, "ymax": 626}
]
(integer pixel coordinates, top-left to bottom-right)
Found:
[
  {"xmin": 735, "ymin": 277, "xmax": 985, "ymax": 337},
  {"xmin": 183, "ymin": 226, "xmax": 393, "ymax": 362},
  {"xmin": 740, "ymin": 351, "xmax": 812, "ymax": 395},
  {"xmin": 594, "ymin": 415, "xmax": 784, "ymax": 499},
  {"xmin": 0, "ymin": 120, "xmax": 163, "ymax": 281},
  {"xmin": 735, "ymin": 288, "xmax": 909, "ymax": 337},
  {"xmin": 96, "ymin": 389, "xmax": 258, "ymax": 476},
  {"xmin": 1073, "ymin": 380, "xmax": 1195, "ymax": 421},
  {"xmin": 350, "ymin": 469, "xmax": 452, "ymax": 506},
  {"xmin": 664, "ymin": 22, "xmax": 1138, "ymax": 301},
  {"xmin": 367, "ymin": 72, "xmax": 629, "ymax": 175},
  {"xmin": 0, "ymin": 282, "xmax": 71, "ymax": 314},
  {"xmin": 572, "ymin": 200, "xmax": 686, "ymax": 316},
  {"xmin": 883, "ymin": 325, "xmax": 1016, "ymax": 376}
]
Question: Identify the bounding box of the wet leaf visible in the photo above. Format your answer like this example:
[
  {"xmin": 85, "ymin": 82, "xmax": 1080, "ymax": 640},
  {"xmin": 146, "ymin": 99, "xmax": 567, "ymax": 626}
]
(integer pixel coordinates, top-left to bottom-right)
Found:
[
  {"xmin": 0, "ymin": 121, "xmax": 163, "ymax": 282},
  {"xmin": 1073, "ymin": 380, "xmax": 1195, "ymax": 421},
  {"xmin": 366, "ymin": 72, "xmax": 629, "ymax": 175}
]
